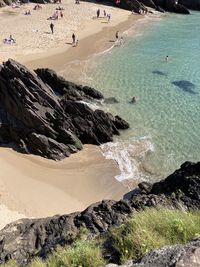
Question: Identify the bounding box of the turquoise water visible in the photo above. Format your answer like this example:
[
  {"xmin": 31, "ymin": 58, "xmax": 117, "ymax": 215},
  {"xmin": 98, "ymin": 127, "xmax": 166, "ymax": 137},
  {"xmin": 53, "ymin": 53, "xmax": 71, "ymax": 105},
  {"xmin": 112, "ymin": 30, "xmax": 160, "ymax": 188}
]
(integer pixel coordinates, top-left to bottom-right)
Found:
[{"xmin": 84, "ymin": 12, "xmax": 200, "ymax": 182}]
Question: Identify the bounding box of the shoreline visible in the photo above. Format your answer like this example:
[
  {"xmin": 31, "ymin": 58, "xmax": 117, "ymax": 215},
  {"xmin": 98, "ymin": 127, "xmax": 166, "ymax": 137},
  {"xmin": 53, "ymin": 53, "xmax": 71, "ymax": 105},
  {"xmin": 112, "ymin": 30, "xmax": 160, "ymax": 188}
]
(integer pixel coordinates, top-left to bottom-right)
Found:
[{"xmin": 22, "ymin": 13, "xmax": 145, "ymax": 72}]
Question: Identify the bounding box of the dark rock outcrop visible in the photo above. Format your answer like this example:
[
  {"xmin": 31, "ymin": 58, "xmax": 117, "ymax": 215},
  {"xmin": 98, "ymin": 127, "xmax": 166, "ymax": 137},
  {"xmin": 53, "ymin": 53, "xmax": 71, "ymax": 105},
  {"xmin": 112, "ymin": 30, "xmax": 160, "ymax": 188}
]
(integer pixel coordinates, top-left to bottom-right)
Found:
[
  {"xmin": 0, "ymin": 59, "xmax": 129, "ymax": 160},
  {"xmin": 0, "ymin": 161, "xmax": 199, "ymax": 265},
  {"xmin": 179, "ymin": 0, "xmax": 200, "ymax": 10},
  {"xmin": 105, "ymin": 237, "xmax": 200, "ymax": 266},
  {"xmin": 0, "ymin": 0, "xmax": 193, "ymax": 13}
]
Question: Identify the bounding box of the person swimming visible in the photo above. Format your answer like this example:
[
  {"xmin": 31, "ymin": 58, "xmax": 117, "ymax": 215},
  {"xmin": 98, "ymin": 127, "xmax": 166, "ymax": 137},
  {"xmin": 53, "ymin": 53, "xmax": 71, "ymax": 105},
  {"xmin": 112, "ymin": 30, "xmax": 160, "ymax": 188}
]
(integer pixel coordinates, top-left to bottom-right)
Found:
[
  {"xmin": 130, "ymin": 96, "xmax": 138, "ymax": 103},
  {"xmin": 165, "ymin": 55, "xmax": 169, "ymax": 61}
]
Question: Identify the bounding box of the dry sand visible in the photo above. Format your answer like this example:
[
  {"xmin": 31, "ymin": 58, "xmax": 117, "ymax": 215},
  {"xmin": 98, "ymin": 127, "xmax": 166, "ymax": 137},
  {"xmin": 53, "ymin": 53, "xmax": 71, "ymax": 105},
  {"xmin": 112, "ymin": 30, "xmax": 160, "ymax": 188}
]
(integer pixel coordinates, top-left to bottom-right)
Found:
[
  {"xmin": 0, "ymin": 1, "xmax": 149, "ymax": 229},
  {"xmin": 0, "ymin": 145, "xmax": 127, "ymax": 229},
  {"xmin": 0, "ymin": 0, "xmax": 133, "ymax": 63}
]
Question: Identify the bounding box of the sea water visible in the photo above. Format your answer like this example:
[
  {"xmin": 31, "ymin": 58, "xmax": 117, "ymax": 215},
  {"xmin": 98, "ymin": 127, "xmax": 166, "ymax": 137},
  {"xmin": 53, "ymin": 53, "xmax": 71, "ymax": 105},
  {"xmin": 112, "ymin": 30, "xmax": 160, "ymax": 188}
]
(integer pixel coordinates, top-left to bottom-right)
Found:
[{"xmin": 69, "ymin": 12, "xmax": 200, "ymax": 182}]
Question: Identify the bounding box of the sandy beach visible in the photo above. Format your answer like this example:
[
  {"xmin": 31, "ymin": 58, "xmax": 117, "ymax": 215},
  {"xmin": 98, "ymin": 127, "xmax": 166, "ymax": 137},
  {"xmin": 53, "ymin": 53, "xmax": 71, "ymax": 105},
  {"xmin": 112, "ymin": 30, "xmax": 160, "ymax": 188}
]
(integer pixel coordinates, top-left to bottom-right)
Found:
[
  {"xmin": 0, "ymin": 145, "xmax": 127, "ymax": 229},
  {"xmin": 0, "ymin": 1, "xmax": 138, "ymax": 64},
  {"xmin": 0, "ymin": 1, "xmax": 149, "ymax": 229}
]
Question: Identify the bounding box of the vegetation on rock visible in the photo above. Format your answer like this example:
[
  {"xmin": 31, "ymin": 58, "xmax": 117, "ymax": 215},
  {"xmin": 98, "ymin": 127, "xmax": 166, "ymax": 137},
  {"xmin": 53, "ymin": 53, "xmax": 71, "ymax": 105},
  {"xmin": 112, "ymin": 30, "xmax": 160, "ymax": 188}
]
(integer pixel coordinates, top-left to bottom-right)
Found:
[{"xmin": 3, "ymin": 209, "xmax": 200, "ymax": 267}]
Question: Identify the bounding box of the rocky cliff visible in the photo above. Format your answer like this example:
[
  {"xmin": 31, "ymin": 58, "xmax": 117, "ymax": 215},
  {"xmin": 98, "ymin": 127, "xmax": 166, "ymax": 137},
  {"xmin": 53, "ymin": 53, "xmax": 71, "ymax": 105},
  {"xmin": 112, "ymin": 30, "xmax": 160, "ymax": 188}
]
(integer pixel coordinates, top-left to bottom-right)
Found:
[
  {"xmin": 0, "ymin": 59, "xmax": 129, "ymax": 160},
  {"xmin": 179, "ymin": 0, "xmax": 200, "ymax": 10},
  {"xmin": 0, "ymin": 161, "xmax": 199, "ymax": 265}
]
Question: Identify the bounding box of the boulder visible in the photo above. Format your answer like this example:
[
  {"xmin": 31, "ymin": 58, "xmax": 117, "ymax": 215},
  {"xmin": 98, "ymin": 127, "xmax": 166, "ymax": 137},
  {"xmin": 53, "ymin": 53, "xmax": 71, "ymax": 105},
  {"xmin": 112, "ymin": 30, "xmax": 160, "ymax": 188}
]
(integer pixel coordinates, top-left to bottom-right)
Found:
[
  {"xmin": 104, "ymin": 97, "xmax": 119, "ymax": 104},
  {"xmin": 0, "ymin": 59, "xmax": 129, "ymax": 160},
  {"xmin": 106, "ymin": 237, "xmax": 200, "ymax": 266}
]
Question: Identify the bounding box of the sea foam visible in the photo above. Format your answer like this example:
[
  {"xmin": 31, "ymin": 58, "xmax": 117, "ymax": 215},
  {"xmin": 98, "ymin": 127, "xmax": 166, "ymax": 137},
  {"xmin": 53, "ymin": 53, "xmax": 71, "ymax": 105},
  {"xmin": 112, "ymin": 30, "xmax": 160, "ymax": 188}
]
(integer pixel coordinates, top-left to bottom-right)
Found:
[{"xmin": 100, "ymin": 136, "xmax": 154, "ymax": 182}]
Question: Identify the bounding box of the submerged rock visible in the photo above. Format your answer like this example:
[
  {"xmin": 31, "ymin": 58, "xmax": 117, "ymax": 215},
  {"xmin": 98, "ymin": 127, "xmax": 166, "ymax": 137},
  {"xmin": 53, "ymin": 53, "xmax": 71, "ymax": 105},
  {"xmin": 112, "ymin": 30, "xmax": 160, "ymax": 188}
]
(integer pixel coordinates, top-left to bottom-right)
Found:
[
  {"xmin": 0, "ymin": 161, "xmax": 199, "ymax": 265},
  {"xmin": 0, "ymin": 59, "xmax": 129, "ymax": 160},
  {"xmin": 104, "ymin": 97, "xmax": 119, "ymax": 104}
]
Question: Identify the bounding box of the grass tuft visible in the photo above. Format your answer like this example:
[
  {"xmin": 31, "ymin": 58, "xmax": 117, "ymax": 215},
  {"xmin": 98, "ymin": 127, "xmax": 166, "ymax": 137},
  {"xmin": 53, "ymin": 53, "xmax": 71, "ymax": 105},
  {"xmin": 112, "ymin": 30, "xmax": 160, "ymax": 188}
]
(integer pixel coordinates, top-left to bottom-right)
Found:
[{"xmin": 109, "ymin": 208, "xmax": 200, "ymax": 263}]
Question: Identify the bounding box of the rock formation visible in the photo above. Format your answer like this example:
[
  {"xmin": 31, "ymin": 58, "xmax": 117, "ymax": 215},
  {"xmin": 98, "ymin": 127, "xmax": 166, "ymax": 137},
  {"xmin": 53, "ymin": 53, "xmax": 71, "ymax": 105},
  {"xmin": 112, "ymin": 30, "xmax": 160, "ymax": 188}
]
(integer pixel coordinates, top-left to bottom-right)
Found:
[
  {"xmin": 179, "ymin": 0, "xmax": 200, "ymax": 10},
  {"xmin": 0, "ymin": 59, "xmax": 129, "ymax": 160},
  {"xmin": 79, "ymin": 0, "xmax": 190, "ymax": 14},
  {"xmin": 105, "ymin": 237, "xmax": 200, "ymax": 266},
  {"xmin": 0, "ymin": 161, "xmax": 199, "ymax": 265}
]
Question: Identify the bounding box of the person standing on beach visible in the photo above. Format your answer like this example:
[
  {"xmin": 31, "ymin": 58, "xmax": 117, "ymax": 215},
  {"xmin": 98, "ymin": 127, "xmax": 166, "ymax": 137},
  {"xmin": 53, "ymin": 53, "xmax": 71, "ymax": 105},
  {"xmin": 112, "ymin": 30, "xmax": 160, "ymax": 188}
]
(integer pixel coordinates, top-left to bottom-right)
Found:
[
  {"xmin": 97, "ymin": 9, "xmax": 100, "ymax": 19},
  {"xmin": 115, "ymin": 31, "xmax": 119, "ymax": 40},
  {"xmin": 103, "ymin": 10, "xmax": 106, "ymax": 17},
  {"xmin": 72, "ymin": 33, "xmax": 76, "ymax": 45},
  {"xmin": 50, "ymin": 22, "xmax": 54, "ymax": 34},
  {"xmin": 107, "ymin": 13, "xmax": 111, "ymax": 23}
]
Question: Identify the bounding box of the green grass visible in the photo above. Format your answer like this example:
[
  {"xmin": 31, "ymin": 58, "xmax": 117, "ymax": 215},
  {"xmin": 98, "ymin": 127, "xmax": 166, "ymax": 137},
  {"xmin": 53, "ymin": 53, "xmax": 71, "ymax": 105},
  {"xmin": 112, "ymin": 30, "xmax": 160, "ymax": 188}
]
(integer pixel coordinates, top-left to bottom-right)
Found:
[
  {"xmin": 3, "ymin": 209, "xmax": 200, "ymax": 267},
  {"xmin": 29, "ymin": 239, "xmax": 106, "ymax": 267},
  {"xmin": 110, "ymin": 208, "xmax": 200, "ymax": 263}
]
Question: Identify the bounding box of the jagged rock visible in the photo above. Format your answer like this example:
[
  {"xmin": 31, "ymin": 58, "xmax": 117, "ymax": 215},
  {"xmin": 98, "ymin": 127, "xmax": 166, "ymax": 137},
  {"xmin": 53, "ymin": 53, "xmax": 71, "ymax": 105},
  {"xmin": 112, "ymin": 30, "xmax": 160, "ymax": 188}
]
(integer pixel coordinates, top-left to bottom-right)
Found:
[
  {"xmin": 106, "ymin": 237, "xmax": 200, "ymax": 266},
  {"xmin": 120, "ymin": 0, "xmax": 144, "ymax": 13},
  {"xmin": 0, "ymin": 161, "xmax": 199, "ymax": 265},
  {"xmin": 179, "ymin": 0, "xmax": 200, "ymax": 10},
  {"xmin": 35, "ymin": 68, "xmax": 103, "ymax": 100},
  {"xmin": 156, "ymin": 5, "xmax": 165, "ymax": 12},
  {"xmin": 0, "ymin": 59, "xmax": 129, "ymax": 160},
  {"xmin": 174, "ymin": 3, "xmax": 190, "ymax": 14},
  {"xmin": 140, "ymin": 0, "xmax": 157, "ymax": 9},
  {"xmin": 153, "ymin": 0, "xmax": 190, "ymax": 13}
]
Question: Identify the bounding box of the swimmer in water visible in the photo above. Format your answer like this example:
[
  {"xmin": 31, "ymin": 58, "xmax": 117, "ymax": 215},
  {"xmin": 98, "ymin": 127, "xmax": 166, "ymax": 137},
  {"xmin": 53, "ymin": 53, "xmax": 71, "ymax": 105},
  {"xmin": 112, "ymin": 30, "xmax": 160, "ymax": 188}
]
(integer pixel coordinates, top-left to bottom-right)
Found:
[
  {"xmin": 165, "ymin": 55, "xmax": 169, "ymax": 61},
  {"xmin": 130, "ymin": 96, "xmax": 138, "ymax": 103}
]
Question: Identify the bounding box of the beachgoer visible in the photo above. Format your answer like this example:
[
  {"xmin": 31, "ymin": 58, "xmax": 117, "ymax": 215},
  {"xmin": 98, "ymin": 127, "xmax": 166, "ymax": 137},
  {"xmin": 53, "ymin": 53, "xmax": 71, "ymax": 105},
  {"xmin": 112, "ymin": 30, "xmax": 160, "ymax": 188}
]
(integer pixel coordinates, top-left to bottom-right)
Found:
[
  {"xmin": 50, "ymin": 22, "xmax": 54, "ymax": 34},
  {"xmin": 165, "ymin": 55, "xmax": 169, "ymax": 61},
  {"xmin": 75, "ymin": 39, "xmax": 79, "ymax": 46},
  {"xmin": 115, "ymin": 31, "xmax": 119, "ymax": 40},
  {"xmin": 97, "ymin": 9, "xmax": 100, "ymax": 19},
  {"xmin": 103, "ymin": 10, "xmax": 106, "ymax": 17},
  {"xmin": 60, "ymin": 11, "xmax": 63, "ymax": 18},
  {"xmin": 9, "ymin": 35, "xmax": 15, "ymax": 43},
  {"xmin": 72, "ymin": 33, "xmax": 76, "ymax": 45},
  {"xmin": 119, "ymin": 36, "xmax": 124, "ymax": 46},
  {"xmin": 107, "ymin": 13, "xmax": 111, "ymax": 22},
  {"xmin": 130, "ymin": 96, "xmax": 137, "ymax": 103}
]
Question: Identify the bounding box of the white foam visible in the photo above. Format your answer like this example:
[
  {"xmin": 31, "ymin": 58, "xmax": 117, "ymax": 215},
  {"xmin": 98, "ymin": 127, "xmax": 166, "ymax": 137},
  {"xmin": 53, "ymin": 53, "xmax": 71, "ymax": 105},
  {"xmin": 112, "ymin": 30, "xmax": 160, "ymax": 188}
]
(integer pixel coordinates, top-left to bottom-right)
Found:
[
  {"xmin": 76, "ymin": 100, "xmax": 102, "ymax": 111},
  {"xmin": 100, "ymin": 136, "xmax": 154, "ymax": 182}
]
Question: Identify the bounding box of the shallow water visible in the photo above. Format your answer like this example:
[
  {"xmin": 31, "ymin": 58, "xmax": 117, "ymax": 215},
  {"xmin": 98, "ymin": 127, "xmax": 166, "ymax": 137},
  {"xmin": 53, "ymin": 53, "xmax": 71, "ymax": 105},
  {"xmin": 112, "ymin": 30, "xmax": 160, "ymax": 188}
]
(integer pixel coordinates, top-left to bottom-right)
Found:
[{"xmin": 69, "ymin": 12, "xmax": 200, "ymax": 182}]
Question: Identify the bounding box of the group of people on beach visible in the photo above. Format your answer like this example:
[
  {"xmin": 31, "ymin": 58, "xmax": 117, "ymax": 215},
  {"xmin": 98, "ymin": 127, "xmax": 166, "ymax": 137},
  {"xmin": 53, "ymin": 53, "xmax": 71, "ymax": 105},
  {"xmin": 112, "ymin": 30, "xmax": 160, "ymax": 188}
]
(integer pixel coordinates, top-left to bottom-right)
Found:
[
  {"xmin": 48, "ymin": 10, "xmax": 63, "ymax": 20},
  {"xmin": 131, "ymin": 6, "xmax": 148, "ymax": 14},
  {"xmin": 3, "ymin": 35, "xmax": 16, "ymax": 45},
  {"xmin": 24, "ymin": 10, "xmax": 31, "ymax": 15},
  {"xmin": 96, "ymin": 8, "xmax": 111, "ymax": 22}
]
